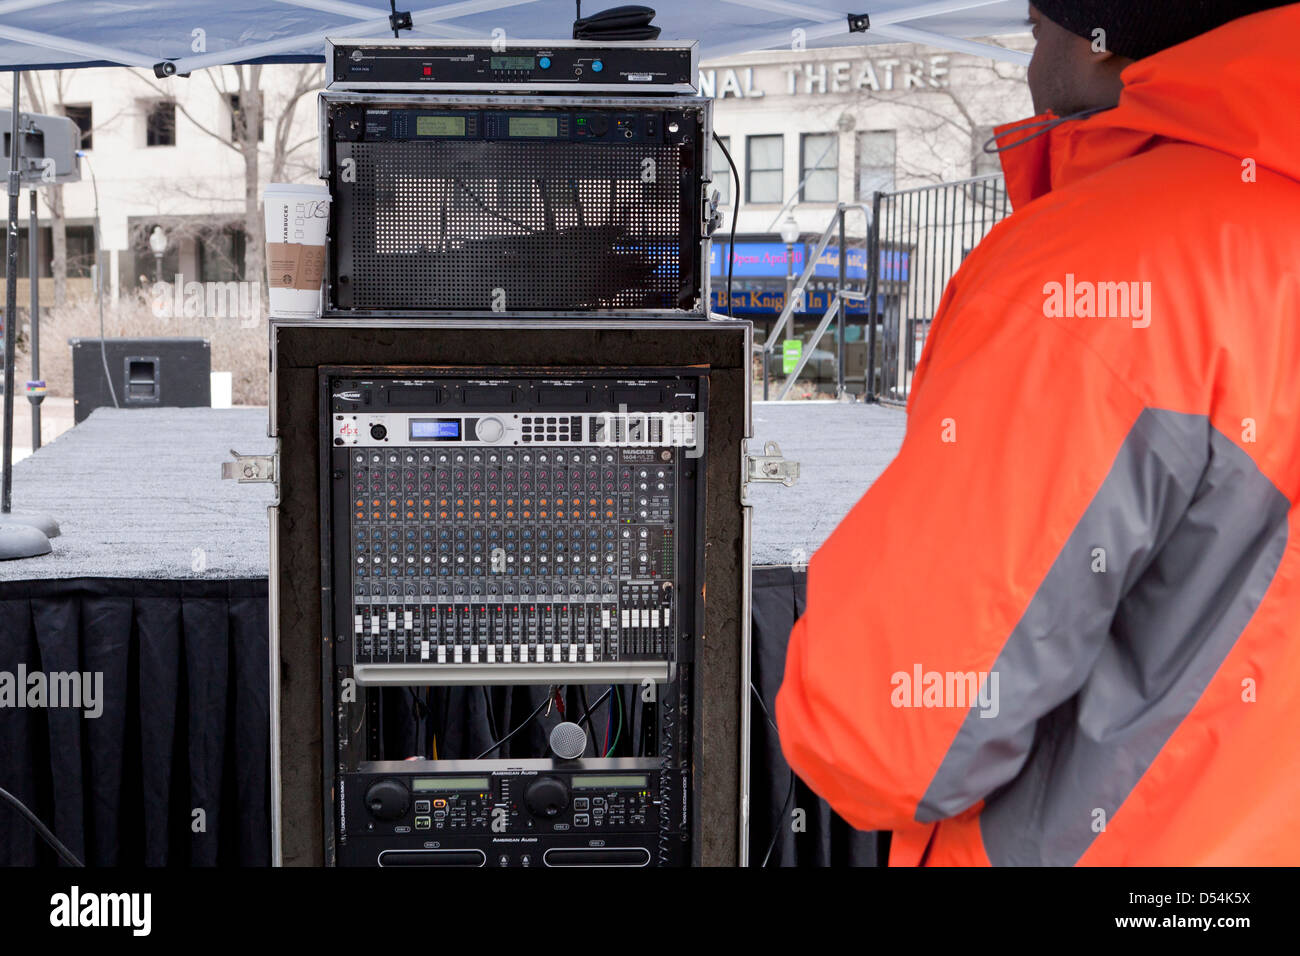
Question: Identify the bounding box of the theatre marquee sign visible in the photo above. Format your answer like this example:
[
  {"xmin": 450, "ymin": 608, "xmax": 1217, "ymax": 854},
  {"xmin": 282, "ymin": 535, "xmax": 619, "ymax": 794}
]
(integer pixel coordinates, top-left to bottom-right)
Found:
[{"xmin": 699, "ymin": 55, "xmax": 951, "ymax": 98}]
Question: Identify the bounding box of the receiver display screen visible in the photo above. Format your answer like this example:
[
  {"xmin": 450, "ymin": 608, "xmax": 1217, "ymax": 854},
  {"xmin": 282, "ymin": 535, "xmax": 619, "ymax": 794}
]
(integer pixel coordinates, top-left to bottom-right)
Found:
[
  {"xmin": 508, "ymin": 116, "xmax": 559, "ymax": 138},
  {"xmin": 415, "ymin": 115, "xmax": 466, "ymax": 137},
  {"xmin": 491, "ymin": 56, "xmax": 535, "ymax": 70}
]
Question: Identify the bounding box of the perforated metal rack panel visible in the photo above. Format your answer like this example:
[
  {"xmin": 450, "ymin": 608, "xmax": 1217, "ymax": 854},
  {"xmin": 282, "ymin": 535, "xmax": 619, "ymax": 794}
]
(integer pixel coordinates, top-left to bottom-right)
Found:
[{"xmin": 326, "ymin": 95, "xmax": 708, "ymax": 315}]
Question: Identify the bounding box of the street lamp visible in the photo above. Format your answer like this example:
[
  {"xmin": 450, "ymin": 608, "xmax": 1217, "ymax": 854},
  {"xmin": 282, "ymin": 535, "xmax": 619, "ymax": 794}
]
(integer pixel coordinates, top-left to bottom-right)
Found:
[{"xmin": 148, "ymin": 225, "xmax": 168, "ymax": 283}]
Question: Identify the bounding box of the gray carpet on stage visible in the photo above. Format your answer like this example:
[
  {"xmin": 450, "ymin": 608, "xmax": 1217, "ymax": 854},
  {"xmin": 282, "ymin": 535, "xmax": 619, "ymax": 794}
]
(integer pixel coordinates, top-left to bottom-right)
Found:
[
  {"xmin": 0, "ymin": 401, "xmax": 905, "ymax": 580},
  {"xmin": 748, "ymin": 401, "xmax": 906, "ymax": 567},
  {"xmin": 0, "ymin": 407, "xmax": 275, "ymax": 581}
]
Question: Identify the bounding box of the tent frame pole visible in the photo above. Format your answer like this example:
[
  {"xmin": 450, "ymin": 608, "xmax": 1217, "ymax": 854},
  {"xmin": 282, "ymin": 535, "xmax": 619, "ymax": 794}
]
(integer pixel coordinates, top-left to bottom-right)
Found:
[
  {"xmin": 3, "ymin": 77, "xmax": 19, "ymax": 511},
  {"xmin": 167, "ymin": 0, "xmax": 538, "ymax": 75},
  {"xmin": 0, "ymin": 22, "xmax": 157, "ymax": 69}
]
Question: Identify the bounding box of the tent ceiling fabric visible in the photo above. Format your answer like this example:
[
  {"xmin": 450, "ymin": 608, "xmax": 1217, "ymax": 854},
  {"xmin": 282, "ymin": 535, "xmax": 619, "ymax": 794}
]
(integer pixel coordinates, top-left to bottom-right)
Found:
[{"xmin": 0, "ymin": 0, "xmax": 1030, "ymax": 73}]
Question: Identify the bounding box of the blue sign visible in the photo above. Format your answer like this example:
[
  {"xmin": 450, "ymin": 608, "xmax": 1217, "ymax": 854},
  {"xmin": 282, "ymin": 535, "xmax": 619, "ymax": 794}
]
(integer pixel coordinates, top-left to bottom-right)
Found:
[
  {"xmin": 879, "ymin": 249, "xmax": 909, "ymax": 282},
  {"xmin": 710, "ymin": 288, "xmax": 890, "ymax": 316},
  {"xmin": 708, "ymin": 242, "xmax": 803, "ymax": 277},
  {"xmin": 710, "ymin": 241, "xmax": 907, "ymax": 282},
  {"xmin": 810, "ymin": 245, "xmax": 868, "ymax": 280}
]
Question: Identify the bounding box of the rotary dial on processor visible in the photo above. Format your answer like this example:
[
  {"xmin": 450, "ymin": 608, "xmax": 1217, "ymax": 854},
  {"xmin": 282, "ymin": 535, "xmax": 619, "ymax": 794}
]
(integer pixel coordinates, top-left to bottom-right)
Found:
[{"xmin": 476, "ymin": 416, "xmax": 505, "ymax": 443}]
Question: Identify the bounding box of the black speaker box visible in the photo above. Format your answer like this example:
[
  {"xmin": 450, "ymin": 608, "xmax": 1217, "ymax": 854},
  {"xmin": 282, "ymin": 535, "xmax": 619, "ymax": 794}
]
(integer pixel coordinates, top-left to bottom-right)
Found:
[{"xmin": 69, "ymin": 337, "xmax": 211, "ymax": 423}]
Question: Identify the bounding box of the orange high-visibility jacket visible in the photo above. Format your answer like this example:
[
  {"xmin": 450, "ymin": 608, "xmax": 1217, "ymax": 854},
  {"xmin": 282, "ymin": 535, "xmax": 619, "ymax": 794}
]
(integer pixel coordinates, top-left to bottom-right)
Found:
[{"xmin": 776, "ymin": 5, "xmax": 1300, "ymax": 866}]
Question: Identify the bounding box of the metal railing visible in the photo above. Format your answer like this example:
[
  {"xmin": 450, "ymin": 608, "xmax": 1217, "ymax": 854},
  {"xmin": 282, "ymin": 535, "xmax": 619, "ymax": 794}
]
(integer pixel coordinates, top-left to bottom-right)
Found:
[
  {"xmin": 751, "ymin": 176, "xmax": 1010, "ymax": 404},
  {"xmin": 867, "ymin": 174, "xmax": 1010, "ymax": 405},
  {"xmin": 754, "ymin": 201, "xmax": 871, "ymax": 401}
]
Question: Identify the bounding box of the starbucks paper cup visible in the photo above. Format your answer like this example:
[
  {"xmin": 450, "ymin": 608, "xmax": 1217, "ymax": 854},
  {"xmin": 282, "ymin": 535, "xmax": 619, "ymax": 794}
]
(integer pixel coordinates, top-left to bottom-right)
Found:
[{"xmin": 265, "ymin": 183, "xmax": 330, "ymax": 317}]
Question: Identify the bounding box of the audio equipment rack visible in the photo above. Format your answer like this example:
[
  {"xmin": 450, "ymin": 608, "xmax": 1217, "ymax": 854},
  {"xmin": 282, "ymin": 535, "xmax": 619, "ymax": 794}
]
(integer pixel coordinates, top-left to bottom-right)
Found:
[
  {"xmin": 321, "ymin": 365, "xmax": 709, "ymax": 866},
  {"xmin": 271, "ymin": 35, "xmax": 746, "ymax": 870}
]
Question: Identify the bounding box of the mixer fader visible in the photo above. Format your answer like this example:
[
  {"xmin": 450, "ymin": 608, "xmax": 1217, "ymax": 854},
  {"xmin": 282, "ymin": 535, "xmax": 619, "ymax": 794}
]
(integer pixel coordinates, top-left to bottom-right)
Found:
[{"xmin": 326, "ymin": 371, "xmax": 705, "ymax": 685}]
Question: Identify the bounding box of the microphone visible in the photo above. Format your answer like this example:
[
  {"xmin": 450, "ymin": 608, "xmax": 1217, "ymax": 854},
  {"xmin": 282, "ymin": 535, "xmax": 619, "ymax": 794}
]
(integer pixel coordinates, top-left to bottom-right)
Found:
[{"xmin": 549, "ymin": 721, "xmax": 588, "ymax": 760}]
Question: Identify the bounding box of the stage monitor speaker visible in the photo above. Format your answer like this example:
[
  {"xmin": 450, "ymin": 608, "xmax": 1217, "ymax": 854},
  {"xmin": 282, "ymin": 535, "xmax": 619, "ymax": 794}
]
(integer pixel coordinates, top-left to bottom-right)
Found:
[{"xmin": 70, "ymin": 336, "xmax": 211, "ymax": 423}]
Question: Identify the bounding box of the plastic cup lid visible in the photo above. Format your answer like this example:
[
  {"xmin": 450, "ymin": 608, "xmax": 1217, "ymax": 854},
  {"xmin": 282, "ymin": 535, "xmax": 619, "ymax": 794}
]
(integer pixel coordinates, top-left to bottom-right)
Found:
[{"xmin": 264, "ymin": 182, "xmax": 331, "ymax": 197}]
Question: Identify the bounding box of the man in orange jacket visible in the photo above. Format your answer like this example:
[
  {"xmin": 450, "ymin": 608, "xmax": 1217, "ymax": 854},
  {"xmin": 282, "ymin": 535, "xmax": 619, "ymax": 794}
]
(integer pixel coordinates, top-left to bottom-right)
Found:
[{"xmin": 776, "ymin": 1, "xmax": 1300, "ymax": 865}]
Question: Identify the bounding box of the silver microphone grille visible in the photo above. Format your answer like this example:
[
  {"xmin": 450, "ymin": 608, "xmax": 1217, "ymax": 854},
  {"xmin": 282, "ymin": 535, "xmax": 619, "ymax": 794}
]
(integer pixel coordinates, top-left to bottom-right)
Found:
[{"xmin": 549, "ymin": 721, "xmax": 588, "ymax": 760}]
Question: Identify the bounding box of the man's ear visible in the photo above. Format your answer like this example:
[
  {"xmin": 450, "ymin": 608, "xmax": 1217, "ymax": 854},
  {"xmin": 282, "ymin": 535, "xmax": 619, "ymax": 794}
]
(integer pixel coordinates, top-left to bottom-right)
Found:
[{"xmin": 1093, "ymin": 46, "xmax": 1135, "ymax": 75}]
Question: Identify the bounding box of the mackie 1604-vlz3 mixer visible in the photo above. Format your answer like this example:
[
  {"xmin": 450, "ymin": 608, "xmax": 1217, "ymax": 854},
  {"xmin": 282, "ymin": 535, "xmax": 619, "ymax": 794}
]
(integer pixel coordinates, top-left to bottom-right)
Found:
[{"xmin": 327, "ymin": 371, "xmax": 703, "ymax": 686}]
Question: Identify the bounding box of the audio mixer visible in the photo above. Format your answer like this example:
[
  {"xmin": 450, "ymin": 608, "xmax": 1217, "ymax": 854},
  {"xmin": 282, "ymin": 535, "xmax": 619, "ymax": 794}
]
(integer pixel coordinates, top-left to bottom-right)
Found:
[{"xmin": 325, "ymin": 370, "xmax": 706, "ymax": 685}]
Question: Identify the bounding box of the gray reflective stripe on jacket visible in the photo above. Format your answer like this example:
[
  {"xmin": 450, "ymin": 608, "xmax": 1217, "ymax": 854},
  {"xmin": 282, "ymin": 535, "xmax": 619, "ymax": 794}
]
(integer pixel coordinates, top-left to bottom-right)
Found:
[{"xmin": 915, "ymin": 408, "xmax": 1289, "ymax": 865}]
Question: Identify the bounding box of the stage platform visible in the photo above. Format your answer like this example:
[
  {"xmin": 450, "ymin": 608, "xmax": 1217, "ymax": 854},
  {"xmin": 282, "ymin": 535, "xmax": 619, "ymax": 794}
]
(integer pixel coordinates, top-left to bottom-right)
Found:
[
  {"xmin": 748, "ymin": 401, "xmax": 906, "ymax": 565},
  {"xmin": 0, "ymin": 400, "xmax": 906, "ymax": 867},
  {"xmin": 1, "ymin": 402, "xmax": 904, "ymax": 580},
  {"xmin": 0, "ymin": 407, "xmax": 275, "ymax": 582}
]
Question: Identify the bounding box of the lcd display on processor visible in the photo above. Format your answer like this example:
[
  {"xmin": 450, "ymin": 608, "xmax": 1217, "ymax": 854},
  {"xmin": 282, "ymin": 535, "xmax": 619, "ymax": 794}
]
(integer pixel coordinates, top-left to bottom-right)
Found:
[
  {"xmin": 415, "ymin": 115, "xmax": 466, "ymax": 137},
  {"xmin": 491, "ymin": 56, "xmax": 535, "ymax": 70},
  {"xmin": 412, "ymin": 777, "xmax": 491, "ymax": 792},
  {"xmin": 508, "ymin": 116, "xmax": 559, "ymax": 138},
  {"xmin": 572, "ymin": 775, "xmax": 650, "ymax": 789},
  {"xmin": 410, "ymin": 419, "xmax": 461, "ymax": 440}
]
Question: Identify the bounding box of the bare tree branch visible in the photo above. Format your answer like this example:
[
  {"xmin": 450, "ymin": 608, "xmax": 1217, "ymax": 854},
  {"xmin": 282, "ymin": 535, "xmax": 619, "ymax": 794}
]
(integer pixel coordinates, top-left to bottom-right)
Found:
[{"xmin": 128, "ymin": 67, "xmax": 240, "ymax": 153}]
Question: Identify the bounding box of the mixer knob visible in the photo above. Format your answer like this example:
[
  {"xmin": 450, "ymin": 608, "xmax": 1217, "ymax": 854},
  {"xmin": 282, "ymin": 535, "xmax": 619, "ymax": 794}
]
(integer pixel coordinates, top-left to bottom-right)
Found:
[
  {"xmin": 525, "ymin": 777, "xmax": 570, "ymax": 818},
  {"xmin": 364, "ymin": 779, "xmax": 410, "ymax": 821},
  {"xmin": 476, "ymin": 417, "xmax": 505, "ymax": 443}
]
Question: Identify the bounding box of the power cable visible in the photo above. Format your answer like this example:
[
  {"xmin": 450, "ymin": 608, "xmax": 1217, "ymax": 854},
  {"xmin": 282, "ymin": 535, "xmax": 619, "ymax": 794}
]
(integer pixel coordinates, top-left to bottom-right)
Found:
[{"xmin": 0, "ymin": 785, "xmax": 83, "ymax": 867}]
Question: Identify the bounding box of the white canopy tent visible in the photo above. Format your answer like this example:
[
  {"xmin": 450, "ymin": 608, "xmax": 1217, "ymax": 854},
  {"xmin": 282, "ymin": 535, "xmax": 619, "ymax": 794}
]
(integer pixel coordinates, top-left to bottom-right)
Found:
[{"xmin": 0, "ymin": 0, "xmax": 1031, "ymax": 73}]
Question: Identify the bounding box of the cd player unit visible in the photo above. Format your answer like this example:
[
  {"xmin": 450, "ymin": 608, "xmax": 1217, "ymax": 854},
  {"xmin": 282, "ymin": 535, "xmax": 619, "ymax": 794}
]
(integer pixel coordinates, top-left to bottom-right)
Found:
[{"xmin": 339, "ymin": 759, "xmax": 689, "ymax": 867}]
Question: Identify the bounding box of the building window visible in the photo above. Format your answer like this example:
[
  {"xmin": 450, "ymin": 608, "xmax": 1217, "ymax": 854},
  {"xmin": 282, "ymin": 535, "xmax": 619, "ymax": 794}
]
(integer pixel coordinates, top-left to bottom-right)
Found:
[
  {"xmin": 855, "ymin": 130, "xmax": 896, "ymax": 199},
  {"xmin": 65, "ymin": 224, "xmax": 96, "ymax": 278},
  {"xmin": 145, "ymin": 100, "xmax": 176, "ymax": 147},
  {"xmin": 972, "ymin": 125, "xmax": 1002, "ymax": 177},
  {"xmin": 746, "ymin": 134, "xmax": 783, "ymax": 204},
  {"xmin": 712, "ymin": 135, "xmax": 731, "ymax": 206},
  {"xmin": 227, "ymin": 94, "xmax": 264, "ymax": 143},
  {"xmin": 64, "ymin": 104, "xmax": 92, "ymax": 150},
  {"xmin": 10, "ymin": 224, "xmax": 96, "ymax": 277},
  {"xmin": 800, "ymin": 133, "xmax": 838, "ymax": 202},
  {"xmin": 197, "ymin": 223, "xmax": 248, "ymax": 282}
]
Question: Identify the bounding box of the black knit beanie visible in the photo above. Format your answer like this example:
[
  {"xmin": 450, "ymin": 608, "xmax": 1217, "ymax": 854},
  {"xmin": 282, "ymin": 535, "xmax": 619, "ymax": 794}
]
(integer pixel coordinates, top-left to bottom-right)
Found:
[{"xmin": 1032, "ymin": 0, "xmax": 1292, "ymax": 59}]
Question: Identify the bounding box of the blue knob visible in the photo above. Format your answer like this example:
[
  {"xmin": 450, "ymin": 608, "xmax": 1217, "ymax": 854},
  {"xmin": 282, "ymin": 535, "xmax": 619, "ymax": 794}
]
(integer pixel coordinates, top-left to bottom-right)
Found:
[
  {"xmin": 539, "ymin": 56, "xmax": 551, "ymax": 69},
  {"xmin": 592, "ymin": 59, "xmax": 603, "ymax": 72}
]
